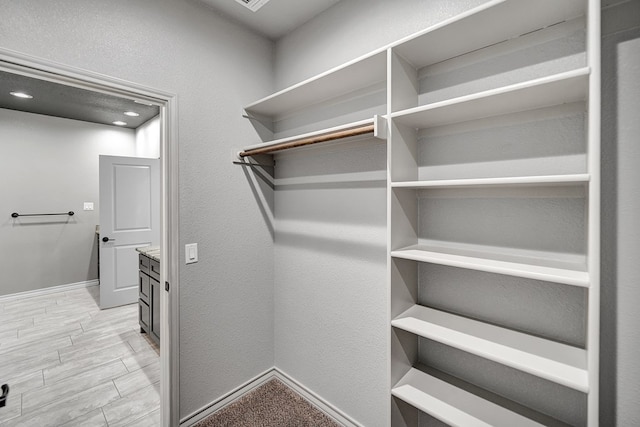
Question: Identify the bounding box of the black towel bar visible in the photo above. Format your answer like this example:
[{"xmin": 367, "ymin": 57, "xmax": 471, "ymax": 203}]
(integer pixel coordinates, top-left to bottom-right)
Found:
[{"xmin": 11, "ymin": 211, "xmax": 74, "ymax": 218}]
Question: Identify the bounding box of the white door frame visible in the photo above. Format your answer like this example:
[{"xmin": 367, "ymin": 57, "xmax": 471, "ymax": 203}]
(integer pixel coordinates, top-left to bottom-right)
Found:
[{"xmin": 0, "ymin": 47, "xmax": 180, "ymax": 427}]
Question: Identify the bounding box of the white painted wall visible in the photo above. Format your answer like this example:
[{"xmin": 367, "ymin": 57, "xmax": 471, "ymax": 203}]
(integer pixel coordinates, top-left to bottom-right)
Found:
[
  {"xmin": 0, "ymin": 108, "xmax": 135, "ymax": 296},
  {"xmin": 135, "ymin": 116, "xmax": 160, "ymax": 158},
  {"xmin": 0, "ymin": 0, "xmax": 275, "ymax": 420}
]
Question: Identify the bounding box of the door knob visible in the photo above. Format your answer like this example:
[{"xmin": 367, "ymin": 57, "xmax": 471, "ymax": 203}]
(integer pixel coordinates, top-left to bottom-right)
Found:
[
  {"xmin": 102, "ymin": 237, "xmax": 115, "ymax": 242},
  {"xmin": 0, "ymin": 384, "xmax": 9, "ymax": 407}
]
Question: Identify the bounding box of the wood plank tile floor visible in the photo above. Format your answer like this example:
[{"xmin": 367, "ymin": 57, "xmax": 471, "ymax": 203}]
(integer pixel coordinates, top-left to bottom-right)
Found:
[{"xmin": 0, "ymin": 285, "xmax": 160, "ymax": 426}]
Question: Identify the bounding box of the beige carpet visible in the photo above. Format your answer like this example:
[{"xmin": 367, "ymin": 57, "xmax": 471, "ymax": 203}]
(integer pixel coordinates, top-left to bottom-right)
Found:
[{"xmin": 195, "ymin": 379, "xmax": 341, "ymax": 427}]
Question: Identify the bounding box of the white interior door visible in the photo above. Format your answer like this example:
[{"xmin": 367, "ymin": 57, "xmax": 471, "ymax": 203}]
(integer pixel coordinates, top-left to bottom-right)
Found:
[{"xmin": 99, "ymin": 155, "xmax": 159, "ymax": 309}]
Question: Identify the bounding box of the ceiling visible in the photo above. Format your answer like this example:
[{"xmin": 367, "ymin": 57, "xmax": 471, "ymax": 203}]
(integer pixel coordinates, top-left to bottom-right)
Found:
[
  {"xmin": 195, "ymin": 0, "xmax": 341, "ymax": 39},
  {"xmin": 0, "ymin": 0, "xmax": 338, "ymax": 126},
  {"xmin": 0, "ymin": 71, "xmax": 159, "ymax": 130}
]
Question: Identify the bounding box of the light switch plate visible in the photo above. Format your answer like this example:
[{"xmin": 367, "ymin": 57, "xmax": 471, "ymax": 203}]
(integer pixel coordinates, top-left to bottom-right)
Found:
[
  {"xmin": 83, "ymin": 202, "xmax": 94, "ymax": 211},
  {"xmin": 185, "ymin": 243, "xmax": 198, "ymax": 264}
]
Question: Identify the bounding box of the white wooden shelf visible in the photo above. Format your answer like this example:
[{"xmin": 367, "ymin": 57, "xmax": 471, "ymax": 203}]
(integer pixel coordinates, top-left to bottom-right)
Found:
[
  {"xmin": 390, "ymin": 0, "xmax": 585, "ymax": 69},
  {"xmin": 391, "ymin": 174, "xmax": 590, "ymax": 189},
  {"xmin": 244, "ymin": 50, "xmax": 387, "ymax": 118},
  {"xmin": 390, "ymin": 68, "xmax": 589, "ymax": 129},
  {"xmin": 392, "ymin": 368, "xmax": 548, "ymax": 427},
  {"xmin": 392, "ymin": 305, "xmax": 588, "ymax": 392},
  {"xmin": 391, "ymin": 242, "xmax": 588, "ymax": 287}
]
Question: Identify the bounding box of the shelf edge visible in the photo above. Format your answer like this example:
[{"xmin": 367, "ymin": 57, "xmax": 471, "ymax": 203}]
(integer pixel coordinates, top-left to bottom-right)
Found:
[
  {"xmin": 390, "ymin": 67, "xmax": 591, "ymax": 123},
  {"xmin": 391, "ymin": 174, "xmax": 590, "ymax": 189},
  {"xmin": 392, "ymin": 367, "xmax": 548, "ymax": 426},
  {"xmin": 244, "ymin": 50, "xmax": 387, "ymax": 114},
  {"xmin": 392, "ymin": 306, "xmax": 589, "ymax": 392},
  {"xmin": 390, "ymin": 247, "xmax": 589, "ymax": 287}
]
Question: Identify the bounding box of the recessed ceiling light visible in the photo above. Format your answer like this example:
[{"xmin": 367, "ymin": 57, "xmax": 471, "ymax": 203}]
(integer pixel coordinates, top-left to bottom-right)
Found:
[
  {"xmin": 134, "ymin": 100, "xmax": 154, "ymax": 106},
  {"xmin": 124, "ymin": 111, "xmax": 140, "ymax": 117},
  {"xmin": 10, "ymin": 91, "xmax": 33, "ymax": 99},
  {"xmin": 113, "ymin": 121, "xmax": 127, "ymax": 126}
]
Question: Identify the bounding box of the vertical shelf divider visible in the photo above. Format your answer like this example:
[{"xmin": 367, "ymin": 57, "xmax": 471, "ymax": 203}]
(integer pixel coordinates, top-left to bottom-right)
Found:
[{"xmin": 586, "ymin": 0, "xmax": 601, "ymax": 425}]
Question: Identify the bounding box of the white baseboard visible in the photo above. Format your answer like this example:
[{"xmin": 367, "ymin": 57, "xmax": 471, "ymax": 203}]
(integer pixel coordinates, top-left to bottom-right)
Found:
[
  {"xmin": 273, "ymin": 368, "xmax": 363, "ymax": 427},
  {"xmin": 0, "ymin": 279, "xmax": 99, "ymax": 302},
  {"xmin": 179, "ymin": 367, "xmax": 362, "ymax": 427}
]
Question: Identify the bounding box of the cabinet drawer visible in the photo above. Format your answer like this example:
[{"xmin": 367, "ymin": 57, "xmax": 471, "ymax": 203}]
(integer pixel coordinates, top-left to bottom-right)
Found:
[
  {"xmin": 139, "ymin": 271, "xmax": 150, "ymax": 303},
  {"xmin": 139, "ymin": 254, "xmax": 150, "ymax": 275},
  {"xmin": 139, "ymin": 299, "xmax": 150, "ymax": 330},
  {"xmin": 149, "ymin": 259, "xmax": 160, "ymax": 281}
]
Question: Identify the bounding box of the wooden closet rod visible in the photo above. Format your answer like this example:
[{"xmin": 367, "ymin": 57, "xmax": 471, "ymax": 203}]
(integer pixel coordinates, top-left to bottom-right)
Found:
[{"xmin": 238, "ymin": 123, "xmax": 375, "ymax": 158}]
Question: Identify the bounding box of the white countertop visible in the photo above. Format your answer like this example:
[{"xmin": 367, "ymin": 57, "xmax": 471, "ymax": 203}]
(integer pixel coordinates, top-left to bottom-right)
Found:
[{"xmin": 136, "ymin": 246, "xmax": 160, "ymax": 262}]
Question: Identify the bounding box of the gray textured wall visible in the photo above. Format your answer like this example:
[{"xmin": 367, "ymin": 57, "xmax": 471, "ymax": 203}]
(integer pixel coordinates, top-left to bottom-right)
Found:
[
  {"xmin": 601, "ymin": 1, "xmax": 640, "ymax": 425},
  {"xmin": 0, "ymin": 0, "xmax": 275, "ymax": 420},
  {"xmin": 0, "ymin": 108, "xmax": 135, "ymax": 296},
  {"xmin": 273, "ymin": 138, "xmax": 388, "ymax": 426},
  {"xmin": 274, "ymin": 0, "xmax": 488, "ymax": 89},
  {"xmin": 2, "ymin": 0, "xmax": 637, "ymax": 425}
]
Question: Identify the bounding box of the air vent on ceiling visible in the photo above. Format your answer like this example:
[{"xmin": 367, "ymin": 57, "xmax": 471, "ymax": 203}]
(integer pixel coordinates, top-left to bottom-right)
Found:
[{"xmin": 234, "ymin": 0, "xmax": 270, "ymax": 12}]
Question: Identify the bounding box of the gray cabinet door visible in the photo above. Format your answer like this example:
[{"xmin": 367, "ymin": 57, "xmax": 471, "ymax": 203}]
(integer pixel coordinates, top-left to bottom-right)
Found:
[
  {"xmin": 139, "ymin": 299, "xmax": 150, "ymax": 331},
  {"xmin": 151, "ymin": 276, "xmax": 161, "ymax": 342},
  {"xmin": 139, "ymin": 271, "xmax": 150, "ymax": 303}
]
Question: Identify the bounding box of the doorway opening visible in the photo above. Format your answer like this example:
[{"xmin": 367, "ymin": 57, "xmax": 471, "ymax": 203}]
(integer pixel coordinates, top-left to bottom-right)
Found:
[{"xmin": 0, "ymin": 48, "xmax": 179, "ymax": 426}]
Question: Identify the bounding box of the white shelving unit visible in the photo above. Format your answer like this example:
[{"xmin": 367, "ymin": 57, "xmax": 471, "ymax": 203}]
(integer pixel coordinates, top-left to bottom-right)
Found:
[
  {"xmin": 240, "ymin": 0, "xmax": 600, "ymax": 425},
  {"xmin": 388, "ymin": 0, "xmax": 600, "ymax": 425}
]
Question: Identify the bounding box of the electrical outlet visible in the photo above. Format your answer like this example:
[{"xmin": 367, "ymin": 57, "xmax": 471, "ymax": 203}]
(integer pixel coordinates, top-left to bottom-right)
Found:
[{"xmin": 83, "ymin": 202, "xmax": 94, "ymax": 211}]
